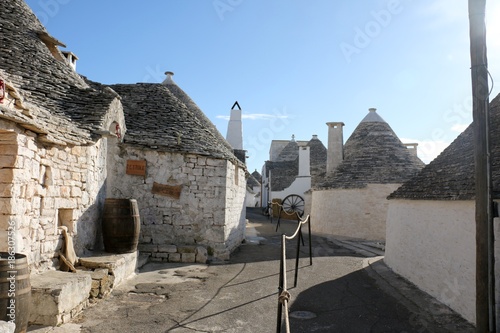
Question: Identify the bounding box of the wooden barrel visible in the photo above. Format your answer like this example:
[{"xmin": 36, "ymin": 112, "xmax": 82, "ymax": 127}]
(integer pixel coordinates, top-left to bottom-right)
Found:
[
  {"xmin": 102, "ymin": 199, "xmax": 141, "ymax": 254},
  {"xmin": 0, "ymin": 252, "xmax": 30, "ymax": 333}
]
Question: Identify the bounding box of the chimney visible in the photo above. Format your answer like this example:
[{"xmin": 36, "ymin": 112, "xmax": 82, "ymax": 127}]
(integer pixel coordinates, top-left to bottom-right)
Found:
[
  {"xmin": 326, "ymin": 122, "xmax": 345, "ymax": 173},
  {"xmin": 403, "ymin": 143, "xmax": 419, "ymax": 157},
  {"xmin": 298, "ymin": 146, "xmax": 311, "ymax": 177},
  {"xmin": 61, "ymin": 51, "xmax": 78, "ymax": 71},
  {"xmin": 226, "ymin": 101, "xmax": 243, "ymax": 150},
  {"xmin": 162, "ymin": 71, "xmax": 175, "ymax": 84}
]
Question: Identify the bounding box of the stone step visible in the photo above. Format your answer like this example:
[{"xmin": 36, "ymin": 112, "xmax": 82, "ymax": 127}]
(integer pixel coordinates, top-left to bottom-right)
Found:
[
  {"xmin": 78, "ymin": 251, "xmax": 141, "ymax": 286},
  {"xmin": 29, "ymin": 270, "xmax": 92, "ymax": 326},
  {"xmin": 28, "ymin": 251, "xmax": 145, "ymax": 327}
]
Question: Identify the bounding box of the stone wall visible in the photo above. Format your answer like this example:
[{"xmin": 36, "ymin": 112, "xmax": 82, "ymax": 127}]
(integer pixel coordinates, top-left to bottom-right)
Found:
[
  {"xmin": 0, "ymin": 119, "xmax": 108, "ymax": 273},
  {"xmin": 384, "ymin": 199, "xmax": 475, "ymax": 323},
  {"xmin": 222, "ymin": 161, "xmax": 246, "ymax": 258},
  {"xmin": 311, "ymin": 183, "xmax": 401, "ymax": 241},
  {"xmin": 106, "ymin": 145, "xmax": 246, "ymax": 261}
]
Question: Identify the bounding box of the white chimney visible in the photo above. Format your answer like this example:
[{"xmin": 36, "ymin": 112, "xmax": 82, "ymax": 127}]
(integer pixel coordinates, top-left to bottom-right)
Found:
[
  {"xmin": 162, "ymin": 71, "xmax": 175, "ymax": 84},
  {"xmin": 298, "ymin": 146, "xmax": 310, "ymax": 177},
  {"xmin": 403, "ymin": 143, "xmax": 419, "ymax": 157},
  {"xmin": 326, "ymin": 122, "xmax": 345, "ymax": 173},
  {"xmin": 226, "ymin": 101, "xmax": 243, "ymax": 150},
  {"xmin": 61, "ymin": 51, "xmax": 78, "ymax": 71}
]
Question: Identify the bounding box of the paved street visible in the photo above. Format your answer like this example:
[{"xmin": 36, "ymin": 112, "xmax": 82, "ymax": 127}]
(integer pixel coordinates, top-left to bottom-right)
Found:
[{"xmin": 29, "ymin": 208, "xmax": 474, "ymax": 333}]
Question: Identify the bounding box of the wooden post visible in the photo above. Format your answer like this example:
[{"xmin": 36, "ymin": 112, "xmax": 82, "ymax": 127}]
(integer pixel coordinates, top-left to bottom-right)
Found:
[{"xmin": 468, "ymin": 0, "xmax": 494, "ymax": 331}]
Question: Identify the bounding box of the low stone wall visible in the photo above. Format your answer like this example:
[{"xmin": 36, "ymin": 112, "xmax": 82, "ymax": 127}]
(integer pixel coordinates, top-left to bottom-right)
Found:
[{"xmin": 139, "ymin": 244, "xmax": 208, "ymax": 264}]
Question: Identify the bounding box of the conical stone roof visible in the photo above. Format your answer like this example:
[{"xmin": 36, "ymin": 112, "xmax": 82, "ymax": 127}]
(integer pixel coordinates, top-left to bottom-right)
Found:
[
  {"xmin": 318, "ymin": 109, "xmax": 424, "ymax": 189},
  {"xmin": 0, "ymin": 0, "xmax": 120, "ymax": 144},
  {"xmin": 161, "ymin": 72, "xmax": 234, "ymax": 153},
  {"xmin": 110, "ymin": 83, "xmax": 239, "ymax": 162},
  {"xmin": 276, "ymin": 138, "xmax": 299, "ymax": 162},
  {"xmin": 307, "ymin": 135, "xmax": 327, "ymax": 186},
  {"xmin": 251, "ymin": 170, "xmax": 262, "ymax": 183},
  {"xmin": 389, "ymin": 93, "xmax": 500, "ymax": 200},
  {"xmin": 266, "ymin": 137, "xmax": 299, "ymax": 191}
]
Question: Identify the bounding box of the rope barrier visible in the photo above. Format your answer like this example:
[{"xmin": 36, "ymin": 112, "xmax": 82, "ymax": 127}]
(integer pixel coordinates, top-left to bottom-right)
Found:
[
  {"xmin": 276, "ymin": 215, "xmax": 312, "ymax": 333},
  {"xmin": 285, "ymin": 215, "xmax": 310, "ymax": 240}
]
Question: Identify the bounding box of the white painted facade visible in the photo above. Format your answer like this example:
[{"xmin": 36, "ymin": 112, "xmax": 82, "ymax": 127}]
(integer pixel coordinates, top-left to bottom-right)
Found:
[
  {"xmin": 384, "ymin": 199, "xmax": 476, "ymax": 323},
  {"xmin": 271, "ymin": 176, "xmax": 311, "ymax": 204},
  {"xmin": 270, "ymin": 146, "xmax": 311, "ymax": 203},
  {"xmin": 226, "ymin": 107, "xmax": 243, "ymax": 150},
  {"xmin": 311, "ymin": 183, "xmax": 401, "ymax": 241},
  {"xmin": 246, "ymin": 185, "xmax": 260, "ymax": 207}
]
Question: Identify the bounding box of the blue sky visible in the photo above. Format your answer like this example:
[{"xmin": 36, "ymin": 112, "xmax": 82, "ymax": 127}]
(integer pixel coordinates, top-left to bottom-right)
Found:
[{"xmin": 25, "ymin": 0, "xmax": 500, "ymax": 173}]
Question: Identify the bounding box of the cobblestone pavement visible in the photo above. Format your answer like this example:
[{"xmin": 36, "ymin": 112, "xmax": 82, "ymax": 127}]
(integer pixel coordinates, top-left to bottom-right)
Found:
[{"xmin": 28, "ymin": 208, "xmax": 475, "ymax": 333}]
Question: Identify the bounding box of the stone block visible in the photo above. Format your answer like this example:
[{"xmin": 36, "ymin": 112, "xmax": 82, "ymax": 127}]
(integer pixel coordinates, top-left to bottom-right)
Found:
[
  {"xmin": 0, "ymin": 131, "xmax": 18, "ymax": 142},
  {"xmin": 138, "ymin": 244, "xmax": 158, "ymax": 253},
  {"xmin": 153, "ymin": 252, "xmax": 170, "ymax": 259},
  {"xmin": 168, "ymin": 253, "xmax": 181, "ymax": 263},
  {"xmin": 29, "ymin": 270, "xmax": 92, "ymax": 326},
  {"xmin": 158, "ymin": 245, "xmax": 177, "ymax": 253},
  {"xmin": 0, "ymin": 155, "xmax": 17, "ymax": 168},
  {"xmin": 177, "ymin": 245, "xmax": 196, "ymax": 254},
  {"xmin": 181, "ymin": 253, "xmax": 196, "ymax": 263},
  {"xmin": 195, "ymin": 246, "xmax": 208, "ymax": 264},
  {"xmin": 0, "ymin": 144, "xmax": 18, "ymax": 155},
  {"xmin": 71, "ymin": 186, "xmax": 82, "ymax": 197},
  {"xmin": 79, "ymin": 251, "xmax": 137, "ymax": 287}
]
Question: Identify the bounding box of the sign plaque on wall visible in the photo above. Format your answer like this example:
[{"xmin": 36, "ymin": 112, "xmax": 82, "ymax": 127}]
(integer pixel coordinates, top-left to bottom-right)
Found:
[
  {"xmin": 152, "ymin": 182, "xmax": 183, "ymax": 199},
  {"xmin": 126, "ymin": 160, "xmax": 146, "ymax": 176}
]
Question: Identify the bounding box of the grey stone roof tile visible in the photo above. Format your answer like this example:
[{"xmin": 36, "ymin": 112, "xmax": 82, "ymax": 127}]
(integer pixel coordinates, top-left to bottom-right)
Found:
[
  {"xmin": 0, "ymin": 0, "xmax": 120, "ymax": 144},
  {"xmin": 276, "ymin": 140, "xmax": 299, "ymax": 162},
  {"xmin": 317, "ymin": 110, "xmax": 425, "ymax": 189},
  {"xmin": 307, "ymin": 136, "xmax": 327, "ymax": 186},
  {"xmin": 266, "ymin": 159, "xmax": 299, "ymax": 192},
  {"xmin": 251, "ymin": 170, "xmax": 262, "ymax": 183},
  {"xmin": 109, "ymin": 83, "xmax": 241, "ymax": 163},
  {"xmin": 389, "ymin": 93, "xmax": 500, "ymax": 200}
]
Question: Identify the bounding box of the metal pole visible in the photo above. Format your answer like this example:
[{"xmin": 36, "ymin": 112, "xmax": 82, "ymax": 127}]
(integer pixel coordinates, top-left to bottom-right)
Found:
[
  {"xmin": 277, "ymin": 236, "xmax": 284, "ymax": 333},
  {"xmin": 308, "ymin": 217, "xmax": 313, "ymax": 266},
  {"xmin": 294, "ymin": 224, "xmax": 301, "ymax": 288},
  {"xmin": 468, "ymin": 0, "xmax": 494, "ymax": 331}
]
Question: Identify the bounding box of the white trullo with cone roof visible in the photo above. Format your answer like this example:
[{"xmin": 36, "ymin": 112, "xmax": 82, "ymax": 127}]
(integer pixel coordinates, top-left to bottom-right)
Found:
[{"xmin": 311, "ymin": 108, "xmax": 424, "ymax": 241}]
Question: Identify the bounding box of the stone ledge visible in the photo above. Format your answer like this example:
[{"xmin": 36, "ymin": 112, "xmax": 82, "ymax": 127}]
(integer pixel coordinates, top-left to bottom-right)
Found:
[
  {"xmin": 143, "ymin": 245, "xmax": 208, "ymax": 264},
  {"xmin": 29, "ymin": 270, "xmax": 92, "ymax": 326},
  {"xmin": 78, "ymin": 251, "xmax": 140, "ymax": 287}
]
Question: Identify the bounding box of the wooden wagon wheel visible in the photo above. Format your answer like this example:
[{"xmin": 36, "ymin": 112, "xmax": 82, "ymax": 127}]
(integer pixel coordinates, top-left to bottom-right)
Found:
[{"xmin": 281, "ymin": 194, "xmax": 305, "ymax": 217}]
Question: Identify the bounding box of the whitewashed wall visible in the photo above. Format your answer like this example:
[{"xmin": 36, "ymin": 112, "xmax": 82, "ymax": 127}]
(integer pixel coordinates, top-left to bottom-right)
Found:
[
  {"xmin": 222, "ymin": 162, "xmax": 247, "ymax": 258},
  {"xmin": 385, "ymin": 199, "xmax": 475, "ymax": 323},
  {"xmin": 106, "ymin": 145, "xmax": 246, "ymax": 261},
  {"xmin": 0, "ymin": 121, "xmax": 108, "ymax": 273},
  {"xmin": 311, "ymin": 183, "xmax": 400, "ymax": 240},
  {"xmin": 245, "ymin": 190, "xmax": 259, "ymax": 207},
  {"xmin": 271, "ymin": 176, "xmax": 311, "ymax": 203}
]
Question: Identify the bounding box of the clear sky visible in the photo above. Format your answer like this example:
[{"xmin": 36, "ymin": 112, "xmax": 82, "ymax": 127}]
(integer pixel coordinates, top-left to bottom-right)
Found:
[{"xmin": 25, "ymin": 0, "xmax": 500, "ymax": 174}]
